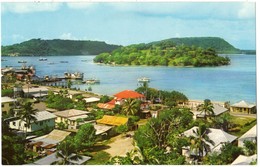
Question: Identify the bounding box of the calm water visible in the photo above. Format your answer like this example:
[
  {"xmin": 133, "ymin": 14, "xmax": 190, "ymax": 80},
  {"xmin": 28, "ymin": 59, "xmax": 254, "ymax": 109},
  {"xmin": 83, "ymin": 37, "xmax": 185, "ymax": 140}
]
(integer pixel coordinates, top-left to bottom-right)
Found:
[{"xmin": 1, "ymin": 54, "xmax": 256, "ymax": 104}]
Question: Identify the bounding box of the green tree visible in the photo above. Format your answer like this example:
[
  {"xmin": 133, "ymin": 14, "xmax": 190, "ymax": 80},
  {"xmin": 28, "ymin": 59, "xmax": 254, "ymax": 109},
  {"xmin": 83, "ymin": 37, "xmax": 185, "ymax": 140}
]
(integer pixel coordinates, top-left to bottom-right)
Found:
[
  {"xmin": 74, "ymin": 123, "xmax": 96, "ymax": 149},
  {"xmin": 17, "ymin": 102, "xmax": 37, "ymax": 137},
  {"xmin": 189, "ymin": 124, "xmax": 214, "ymax": 160},
  {"xmin": 214, "ymin": 112, "xmax": 232, "ymax": 131},
  {"xmin": 197, "ymin": 99, "xmax": 214, "ymax": 120},
  {"xmin": 115, "ymin": 124, "xmax": 128, "ymax": 134},
  {"xmin": 243, "ymin": 140, "xmax": 257, "ymax": 156},
  {"xmin": 67, "ymin": 80, "xmax": 72, "ymax": 89},
  {"xmin": 122, "ymin": 98, "xmax": 140, "ymax": 116},
  {"xmin": 54, "ymin": 136, "xmax": 82, "ymax": 165}
]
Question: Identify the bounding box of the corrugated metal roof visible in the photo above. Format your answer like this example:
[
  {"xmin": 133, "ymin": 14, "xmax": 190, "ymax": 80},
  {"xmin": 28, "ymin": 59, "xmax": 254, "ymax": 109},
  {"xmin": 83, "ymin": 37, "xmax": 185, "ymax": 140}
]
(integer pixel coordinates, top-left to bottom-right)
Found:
[
  {"xmin": 96, "ymin": 115, "xmax": 128, "ymax": 126},
  {"xmin": 34, "ymin": 111, "xmax": 57, "ymax": 121},
  {"xmin": 231, "ymin": 154, "xmax": 257, "ymax": 165},
  {"xmin": 231, "ymin": 100, "xmax": 255, "ymax": 108},
  {"xmin": 97, "ymin": 103, "xmax": 115, "ymax": 110},
  {"xmin": 239, "ymin": 125, "xmax": 257, "ymax": 140},
  {"xmin": 54, "ymin": 109, "xmax": 90, "ymax": 118}
]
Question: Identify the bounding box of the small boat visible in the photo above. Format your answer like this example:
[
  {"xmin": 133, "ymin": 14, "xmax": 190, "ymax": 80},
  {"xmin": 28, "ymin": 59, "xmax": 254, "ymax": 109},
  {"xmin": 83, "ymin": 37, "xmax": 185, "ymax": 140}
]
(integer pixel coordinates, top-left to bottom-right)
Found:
[
  {"xmin": 48, "ymin": 62, "xmax": 55, "ymax": 65},
  {"xmin": 18, "ymin": 60, "xmax": 27, "ymax": 63},
  {"xmin": 39, "ymin": 57, "xmax": 47, "ymax": 61},
  {"xmin": 60, "ymin": 61, "xmax": 68, "ymax": 63},
  {"xmin": 85, "ymin": 78, "xmax": 100, "ymax": 84},
  {"xmin": 81, "ymin": 60, "xmax": 88, "ymax": 62},
  {"xmin": 138, "ymin": 77, "xmax": 151, "ymax": 83},
  {"xmin": 1, "ymin": 59, "xmax": 7, "ymax": 61},
  {"xmin": 64, "ymin": 72, "xmax": 84, "ymax": 80}
]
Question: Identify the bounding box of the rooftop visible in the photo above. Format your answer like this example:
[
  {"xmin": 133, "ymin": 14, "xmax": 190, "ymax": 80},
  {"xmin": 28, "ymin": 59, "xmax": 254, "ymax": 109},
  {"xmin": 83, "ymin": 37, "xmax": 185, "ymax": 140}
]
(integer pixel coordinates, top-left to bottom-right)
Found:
[
  {"xmin": 22, "ymin": 86, "xmax": 49, "ymax": 93},
  {"xmin": 96, "ymin": 115, "xmax": 128, "ymax": 126},
  {"xmin": 97, "ymin": 103, "xmax": 115, "ymax": 110},
  {"xmin": 114, "ymin": 90, "xmax": 144, "ymax": 99},
  {"xmin": 34, "ymin": 110, "xmax": 57, "ymax": 122},
  {"xmin": 84, "ymin": 97, "xmax": 100, "ymax": 103},
  {"xmin": 239, "ymin": 125, "xmax": 257, "ymax": 140},
  {"xmin": 231, "ymin": 100, "xmax": 255, "ymax": 108},
  {"xmin": 54, "ymin": 109, "xmax": 90, "ymax": 118},
  {"xmin": 195, "ymin": 104, "xmax": 228, "ymax": 117},
  {"xmin": 231, "ymin": 154, "xmax": 257, "ymax": 165},
  {"xmin": 1, "ymin": 96, "xmax": 16, "ymax": 103}
]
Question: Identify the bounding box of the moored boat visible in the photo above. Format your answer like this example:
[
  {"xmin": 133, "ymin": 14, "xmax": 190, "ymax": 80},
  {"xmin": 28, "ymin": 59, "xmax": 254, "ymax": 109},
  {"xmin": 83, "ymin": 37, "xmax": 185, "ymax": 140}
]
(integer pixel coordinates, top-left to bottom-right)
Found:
[
  {"xmin": 60, "ymin": 61, "xmax": 68, "ymax": 63},
  {"xmin": 85, "ymin": 78, "xmax": 100, "ymax": 84},
  {"xmin": 138, "ymin": 77, "xmax": 151, "ymax": 83},
  {"xmin": 39, "ymin": 57, "xmax": 47, "ymax": 61},
  {"xmin": 18, "ymin": 60, "xmax": 27, "ymax": 63},
  {"xmin": 64, "ymin": 72, "xmax": 84, "ymax": 80}
]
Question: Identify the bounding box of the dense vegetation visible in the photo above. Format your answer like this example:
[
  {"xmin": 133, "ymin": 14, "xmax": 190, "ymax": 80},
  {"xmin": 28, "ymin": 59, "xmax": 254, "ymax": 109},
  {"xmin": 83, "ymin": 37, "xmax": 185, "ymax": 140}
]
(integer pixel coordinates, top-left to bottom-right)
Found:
[
  {"xmin": 154, "ymin": 37, "xmax": 240, "ymax": 54},
  {"xmin": 94, "ymin": 40, "xmax": 230, "ymax": 67},
  {"xmin": 1, "ymin": 39, "xmax": 121, "ymax": 56}
]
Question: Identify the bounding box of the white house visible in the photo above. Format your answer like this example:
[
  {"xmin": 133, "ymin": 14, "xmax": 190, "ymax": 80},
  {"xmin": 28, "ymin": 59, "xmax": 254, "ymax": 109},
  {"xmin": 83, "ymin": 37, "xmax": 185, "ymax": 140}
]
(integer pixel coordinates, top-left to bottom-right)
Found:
[
  {"xmin": 1, "ymin": 96, "xmax": 16, "ymax": 114},
  {"xmin": 194, "ymin": 103, "xmax": 229, "ymax": 119},
  {"xmin": 238, "ymin": 125, "xmax": 257, "ymax": 147},
  {"xmin": 23, "ymin": 86, "xmax": 49, "ymax": 98},
  {"xmin": 182, "ymin": 126, "xmax": 237, "ymax": 157},
  {"xmin": 9, "ymin": 110, "xmax": 56, "ymax": 132}
]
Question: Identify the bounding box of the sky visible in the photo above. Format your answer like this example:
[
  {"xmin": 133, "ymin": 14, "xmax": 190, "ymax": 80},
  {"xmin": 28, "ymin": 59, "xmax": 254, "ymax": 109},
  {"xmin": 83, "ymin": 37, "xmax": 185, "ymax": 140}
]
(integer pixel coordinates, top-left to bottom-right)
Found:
[{"xmin": 1, "ymin": 1, "xmax": 256, "ymax": 50}]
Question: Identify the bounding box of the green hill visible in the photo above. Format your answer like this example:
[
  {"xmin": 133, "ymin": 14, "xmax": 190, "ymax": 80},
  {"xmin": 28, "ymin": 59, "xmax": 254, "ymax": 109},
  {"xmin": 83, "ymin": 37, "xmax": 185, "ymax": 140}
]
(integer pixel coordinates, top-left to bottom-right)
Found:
[
  {"xmin": 152, "ymin": 37, "xmax": 241, "ymax": 54},
  {"xmin": 94, "ymin": 39, "xmax": 231, "ymax": 67},
  {"xmin": 1, "ymin": 39, "xmax": 121, "ymax": 56}
]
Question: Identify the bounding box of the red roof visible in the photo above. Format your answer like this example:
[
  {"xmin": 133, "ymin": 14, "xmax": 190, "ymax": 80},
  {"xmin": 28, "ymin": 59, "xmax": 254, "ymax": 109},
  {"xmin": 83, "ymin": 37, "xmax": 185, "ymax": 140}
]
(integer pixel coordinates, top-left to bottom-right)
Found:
[
  {"xmin": 114, "ymin": 90, "xmax": 145, "ymax": 99},
  {"xmin": 107, "ymin": 99, "xmax": 116, "ymax": 105}
]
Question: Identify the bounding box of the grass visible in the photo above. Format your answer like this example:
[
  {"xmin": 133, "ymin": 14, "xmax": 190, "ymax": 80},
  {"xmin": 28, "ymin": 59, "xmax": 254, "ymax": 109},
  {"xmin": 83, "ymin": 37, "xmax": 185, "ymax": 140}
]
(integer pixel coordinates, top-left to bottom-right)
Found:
[
  {"xmin": 84, "ymin": 151, "xmax": 111, "ymax": 165},
  {"xmin": 229, "ymin": 115, "xmax": 256, "ymax": 137}
]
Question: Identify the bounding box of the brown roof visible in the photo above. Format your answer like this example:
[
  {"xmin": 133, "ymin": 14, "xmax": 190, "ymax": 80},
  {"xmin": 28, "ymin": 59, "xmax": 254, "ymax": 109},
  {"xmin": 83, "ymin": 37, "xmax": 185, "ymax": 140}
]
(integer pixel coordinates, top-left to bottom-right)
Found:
[
  {"xmin": 96, "ymin": 115, "xmax": 128, "ymax": 126},
  {"xmin": 54, "ymin": 109, "xmax": 90, "ymax": 118},
  {"xmin": 97, "ymin": 103, "xmax": 115, "ymax": 110}
]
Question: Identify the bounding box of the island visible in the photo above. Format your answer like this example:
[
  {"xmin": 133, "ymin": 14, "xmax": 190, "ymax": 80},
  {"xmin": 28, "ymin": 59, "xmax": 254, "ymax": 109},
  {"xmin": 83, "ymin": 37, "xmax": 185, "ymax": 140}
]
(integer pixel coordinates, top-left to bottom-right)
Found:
[{"xmin": 94, "ymin": 38, "xmax": 231, "ymax": 67}]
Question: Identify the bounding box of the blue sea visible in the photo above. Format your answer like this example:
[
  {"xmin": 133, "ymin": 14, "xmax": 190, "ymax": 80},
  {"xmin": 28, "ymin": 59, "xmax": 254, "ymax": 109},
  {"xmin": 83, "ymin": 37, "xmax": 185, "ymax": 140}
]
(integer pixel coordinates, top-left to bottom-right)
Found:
[{"xmin": 1, "ymin": 54, "xmax": 256, "ymax": 104}]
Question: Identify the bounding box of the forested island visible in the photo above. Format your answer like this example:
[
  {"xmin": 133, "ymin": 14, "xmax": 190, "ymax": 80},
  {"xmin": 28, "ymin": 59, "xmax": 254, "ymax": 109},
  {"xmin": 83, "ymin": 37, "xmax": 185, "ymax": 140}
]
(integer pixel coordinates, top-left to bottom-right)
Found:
[
  {"xmin": 1, "ymin": 39, "xmax": 121, "ymax": 56},
  {"xmin": 94, "ymin": 40, "xmax": 231, "ymax": 67}
]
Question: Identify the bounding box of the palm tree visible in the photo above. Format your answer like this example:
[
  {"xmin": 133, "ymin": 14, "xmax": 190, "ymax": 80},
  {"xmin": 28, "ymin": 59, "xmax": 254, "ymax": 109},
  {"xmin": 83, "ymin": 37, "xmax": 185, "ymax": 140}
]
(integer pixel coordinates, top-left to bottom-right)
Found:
[
  {"xmin": 214, "ymin": 112, "xmax": 231, "ymax": 131},
  {"xmin": 190, "ymin": 124, "xmax": 214, "ymax": 160},
  {"xmin": 122, "ymin": 98, "xmax": 140, "ymax": 116},
  {"xmin": 54, "ymin": 137, "xmax": 82, "ymax": 165},
  {"xmin": 197, "ymin": 99, "xmax": 214, "ymax": 120},
  {"xmin": 17, "ymin": 102, "xmax": 37, "ymax": 137}
]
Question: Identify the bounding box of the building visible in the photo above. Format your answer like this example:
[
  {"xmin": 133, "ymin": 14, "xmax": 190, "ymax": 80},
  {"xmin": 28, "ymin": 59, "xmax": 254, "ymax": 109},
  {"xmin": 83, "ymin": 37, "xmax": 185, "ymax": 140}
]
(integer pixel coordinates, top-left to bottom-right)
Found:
[
  {"xmin": 84, "ymin": 97, "xmax": 100, "ymax": 106},
  {"xmin": 54, "ymin": 109, "xmax": 90, "ymax": 129},
  {"xmin": 1, "ymin": 96, "xmax": 16, "ymax": 115},
  {"xmin": 194, "ymin": 104, "xmax": 229, "ymax": 119},
  {"xmin": 96, "ymin": 115, "xmax": 128, "ymax": 126},
  {"xmin": 182, "ymin": 126, "xmax": 237, "ymax": 157},
  {"xmin": 230, "ymin": 100, "xmax": 256, "ymax": 114},
  {"xmin": 23, "ymin": 86, "xmax": 49, "ymax": 98},
  {"xmin": 231, "ymin": 154, "xmax": 257, "ymax": 165},
  {"xmin": 238, "ymin": 125, "xmax": 257, "ymax": 147},
  {"xmin": 187, "ymin": 100, "xmax": 225, "ymax": 111},
  {"xmin": 9, "ymin": 110, "xmax": 56, "ymax": 132}
]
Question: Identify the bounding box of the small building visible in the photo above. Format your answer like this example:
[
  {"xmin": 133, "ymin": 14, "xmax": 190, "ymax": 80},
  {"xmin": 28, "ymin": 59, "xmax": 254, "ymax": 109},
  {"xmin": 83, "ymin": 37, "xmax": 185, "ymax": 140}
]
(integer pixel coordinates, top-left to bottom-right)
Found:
[
  {"xmin": 84, "ymin": 97, "xmax": 100, "ymax": 106},
  {"xmin": 182, "ymin": 126, "xmax": 237, "ymax": 158},
  {"xmin": 194, "ymin": 104, "xmax": 229, "ymax": 119},
  {"xmin": 231, "ymin": 154, "xmax": 257, "ymax": 165},
  {"xmin": 67, "ymin": 90, "xmax": 83, "ymax": 100},
  {"xmin": 1, "ymin": 96, "xmax": 16, "ymax": 115},
  {"xmin": 9, "ymin": 110, "xmax": 56, "ymax": 132},
  {"xmin": 230, "ymin": 100, "xmax": 256, "ymax": 114},
  {"xmin": 23, "ymin": 86, "xmax": 49, "ymax": 98},
  {"xmin": 238, "ymin": 125, "xmax": 257, "ymax": 147},
  {"xmin": 54, "ymin": 109, "xmax": 90, "ymax": 129},
  {"xmin": 113, "ymin": 90, "xmax": 145, "ymax": 105},
  {"xmin": 96, "ymin": 115, "xmax": 128, "ymax": 126}
]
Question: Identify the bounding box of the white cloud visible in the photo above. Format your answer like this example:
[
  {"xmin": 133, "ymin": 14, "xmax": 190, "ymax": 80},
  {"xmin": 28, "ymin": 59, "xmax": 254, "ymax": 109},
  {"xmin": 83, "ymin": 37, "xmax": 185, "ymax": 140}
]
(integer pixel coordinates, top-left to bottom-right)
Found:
[
  {"xmin": 1, "ymin": 2, "xmax": 62, "ymax": 14},
  {"xmin": 238, "ymin": 2, "xmax": 255, "ymax": 19},
  {"xmin": 60, "ymin": 33, "xmax": 77, "ymax": 40},
  {"xmin": 66, "ymin": 2, "xmax": 95, "ymax": 9}
]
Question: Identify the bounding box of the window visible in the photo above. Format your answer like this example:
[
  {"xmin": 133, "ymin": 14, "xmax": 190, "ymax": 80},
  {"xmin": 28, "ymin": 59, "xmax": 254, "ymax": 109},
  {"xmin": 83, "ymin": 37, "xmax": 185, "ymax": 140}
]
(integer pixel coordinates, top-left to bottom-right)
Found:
[
  {"xmin": 12, "ymin": 122, "xmax": 16, "ymax": 126},
  {"xmin": 1, "ymin": 104, "xmax": 4, "ymax": 108}
]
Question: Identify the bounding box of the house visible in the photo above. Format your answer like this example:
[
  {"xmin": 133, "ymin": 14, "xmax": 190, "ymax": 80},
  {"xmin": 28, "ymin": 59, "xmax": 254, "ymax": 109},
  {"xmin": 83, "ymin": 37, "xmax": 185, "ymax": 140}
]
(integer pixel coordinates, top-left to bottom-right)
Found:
[
  {"xmin": 67, "ymin": 90, "xmax": 83, "ymax": 100},
  {"xmin": 31, "ymin": 152, "xmax": 91, "ymax": 165},
  {"xmin": 28, "ymin": 129, "xmax": 71, "ymax": 154},
  {"xmin": 97, "ymin": 103, "xmax": 115, "ymax": 110},
  {"xmin": 9, "ymin": 110, "xmax": 56, "ymax": 132},
  {"xmin": 54, "ymin": 109, "xmax": 90, "ymax": 129},
  {"xmin": 187, "ymin": 100, "xmax": 225, "ymax": 111},
  {"xmin": 231, "ymin": 154, "xmax": 257, "ymax": 165},
  {"xmin": 1, "ymin": 96, "xmax": 16, "ymax": 115},
  {"xmin": 238, "ymin": 125, "xmax": 257, "ymax": 147},
  {"xmin": 194, "ymin": 104, "xmax": 229, "ymax": 119},
  {"xmin": 22, "ymin": 86, "xmax": 49, "ymax": 98},
  {"xmin": 84, "ymin": 97, "xmax": 100, "ymax": 106},
  {"xmin": 182, "ymin": 127, "xmax": 237, "ymax": 157},
  {"xmin": 230, "ymin": 100, "xmax": 256, "ymax": 114},
  {"xmin": 96, "ymin": 115, "xmax": 128, "ymax": 126}
]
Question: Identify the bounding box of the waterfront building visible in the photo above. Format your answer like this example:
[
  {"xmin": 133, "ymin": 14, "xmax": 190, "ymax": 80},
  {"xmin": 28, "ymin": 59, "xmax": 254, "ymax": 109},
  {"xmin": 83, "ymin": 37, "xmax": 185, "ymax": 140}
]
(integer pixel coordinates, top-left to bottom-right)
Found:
[
  {"xmin": 9, "ymin": 110, "xmax": 56, "ymax": 132},
  {"xmin": 22, "ymin": 86, "xmax": 49, "ymax": 98},
  {"xmin": 230, "ymin": 100, "xmax": 256, "ymax": 114},
  {"xmin": 1, "ymin": 96, "xmax": 16, "ymax": 115}
]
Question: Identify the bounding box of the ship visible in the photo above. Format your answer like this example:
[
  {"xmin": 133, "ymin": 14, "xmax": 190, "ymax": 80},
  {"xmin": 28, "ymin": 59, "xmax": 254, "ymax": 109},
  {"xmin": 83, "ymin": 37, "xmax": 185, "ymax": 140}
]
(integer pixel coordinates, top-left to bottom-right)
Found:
[
  {"xmin": 138, "ymin": 77, "xmax": 151, "ymax": 83},
  {"xmin": 84, "ymin": 78, "xmax": 100, "ymax": 84}
]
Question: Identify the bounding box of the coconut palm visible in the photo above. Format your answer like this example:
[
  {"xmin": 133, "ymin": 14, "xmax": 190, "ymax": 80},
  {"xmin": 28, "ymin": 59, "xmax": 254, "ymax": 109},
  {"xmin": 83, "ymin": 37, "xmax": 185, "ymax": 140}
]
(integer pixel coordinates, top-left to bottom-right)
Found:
[
  {"xmin": 190, "ymin": 124, "xmax": 214, "ymax": 160},
  {"xmin": 54, "ymin": 137, "xmax": 82, "ymax": 165},
  {"xmin": 17, "ymin": 102, "xmax": 37, "ymax": 137},
  {"xmin": 122, "ymin": 98, "xmax": 140, "ymax": 116},
  {"xmin": 197, "ymin": 99, "xmax": 214, "ymax": 120}
]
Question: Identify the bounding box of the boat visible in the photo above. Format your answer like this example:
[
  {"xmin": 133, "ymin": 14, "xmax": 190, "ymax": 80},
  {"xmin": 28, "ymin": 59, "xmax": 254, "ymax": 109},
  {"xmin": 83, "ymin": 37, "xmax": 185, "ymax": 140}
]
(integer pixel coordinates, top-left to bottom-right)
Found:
[
  {"xmin": 60, "ymin": 61, "xmax": 68, "ymax": 63},
  {"xmin": 18, "ymin": 60, "xmax": 27, "ymax": 63},
  {"xmin": 48, "ymin": 62, "xmax": 55, "ymax": 65},
  {"xmin": 85, "ymin": 78, "xmax": 100, "ymax": 84},
  {"xmin": 39, "ymin": 57, "xmax": 47, "ymax": 61},
  {"xmin": 64, "ymin": 72, "xmax": 84, "ymax": 80},
  {"xmin": 81, "ymin": 60, "xmax": 88, "ymax": 62},
  {"xmin": 138, "ymin": 77, "xmax": 151, "ymax": 83},
  {"xmin": 1, "ymin": 59, "xmax": 7, "ymax": 61}
]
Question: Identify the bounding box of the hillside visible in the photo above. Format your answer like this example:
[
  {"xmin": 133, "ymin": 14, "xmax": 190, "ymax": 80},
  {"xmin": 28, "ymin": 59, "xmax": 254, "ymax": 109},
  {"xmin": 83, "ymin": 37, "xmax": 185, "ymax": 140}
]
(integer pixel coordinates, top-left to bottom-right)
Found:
[
  {"xmin": 1, "ymin": 39, "xmax": 121, "ymax": 56},
  {"xmin": 152, "ymin": 37, "xmax": 241, "ymax": 54},
  {"xmin": 94, "ymin": 40, "xmax": 230, "ymax": 67}
]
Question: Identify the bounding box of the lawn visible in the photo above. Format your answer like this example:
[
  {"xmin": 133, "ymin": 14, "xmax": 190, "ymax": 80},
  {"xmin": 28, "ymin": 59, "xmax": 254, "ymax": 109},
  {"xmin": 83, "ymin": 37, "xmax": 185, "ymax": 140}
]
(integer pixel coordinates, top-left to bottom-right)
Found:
[
  {"xmin": 84, "ymin": 151, "xmax": 111, "ymax": 165},
  {"xmin": 229, "ymin": 115, "xmax": 256, "ymax": 137}
]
